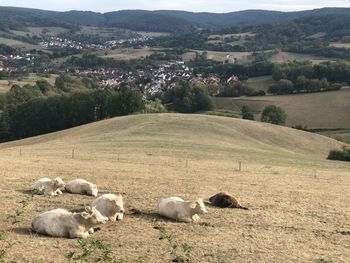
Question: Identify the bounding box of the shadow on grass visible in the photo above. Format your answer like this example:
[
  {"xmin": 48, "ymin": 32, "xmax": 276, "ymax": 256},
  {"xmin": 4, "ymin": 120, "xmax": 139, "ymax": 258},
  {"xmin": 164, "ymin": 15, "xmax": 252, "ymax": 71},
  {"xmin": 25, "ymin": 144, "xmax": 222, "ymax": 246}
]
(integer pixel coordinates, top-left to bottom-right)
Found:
[
  {"xmin": 127, "ymin": 208, "xmax": 174, "ymax": 222},
  {"xmin": 12, "ymin": 227, "xmax": 34, "ymax": 236},
  {"xmin": 15, "ymin": 189, "xmax": 35, "ymax": 195}
]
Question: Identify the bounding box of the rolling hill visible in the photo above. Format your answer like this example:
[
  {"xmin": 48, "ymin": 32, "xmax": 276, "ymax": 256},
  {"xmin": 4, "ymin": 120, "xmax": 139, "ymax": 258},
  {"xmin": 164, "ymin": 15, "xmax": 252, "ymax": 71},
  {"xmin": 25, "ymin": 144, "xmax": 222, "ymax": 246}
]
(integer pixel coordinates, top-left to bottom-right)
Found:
[
  {"xmin": 0, "ymin": 114, "xmax": 349, "ymax": 262},
  {"xmin": 215, "ymin": 88, "xmax": 350, "ymax": 142},
  {"xmin": 1, "ymin": 6, "xmax": 350, "ymax": 32}
]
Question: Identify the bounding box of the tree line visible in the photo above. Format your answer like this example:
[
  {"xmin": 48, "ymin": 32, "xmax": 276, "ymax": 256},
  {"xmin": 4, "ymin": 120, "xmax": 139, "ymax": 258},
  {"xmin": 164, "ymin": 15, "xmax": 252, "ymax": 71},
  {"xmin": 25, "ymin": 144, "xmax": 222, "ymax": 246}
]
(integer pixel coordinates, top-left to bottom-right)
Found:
[
  {"xmin": 0, "ymin": 77, "xmax": 144, "ymax": 142},
  {"xmin": 268, "ymin": 61, "xmax": 346, "ymax": 95}
]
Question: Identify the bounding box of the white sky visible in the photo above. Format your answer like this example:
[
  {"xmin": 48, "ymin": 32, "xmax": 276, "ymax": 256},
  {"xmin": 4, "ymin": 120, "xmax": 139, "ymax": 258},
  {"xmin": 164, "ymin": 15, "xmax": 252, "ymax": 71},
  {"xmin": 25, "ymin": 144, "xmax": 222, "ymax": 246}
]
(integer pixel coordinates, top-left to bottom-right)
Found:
[{"xmin": 1, "ymin": 0, "xmax": 350, "ymax": 13}]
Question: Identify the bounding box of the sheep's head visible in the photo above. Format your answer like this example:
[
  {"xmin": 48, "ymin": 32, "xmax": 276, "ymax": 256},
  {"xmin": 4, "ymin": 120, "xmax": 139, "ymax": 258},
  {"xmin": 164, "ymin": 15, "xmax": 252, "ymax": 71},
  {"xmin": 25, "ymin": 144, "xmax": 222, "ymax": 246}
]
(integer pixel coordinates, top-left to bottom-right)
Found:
[
  {"xmin": 191, "ymin": 199, "xmax": 208, "ymax": 215},
  {"xmin": 82, "ymin": 206, "xmax": 108, "ymax": 225},
  {"xmin": 114, "ymin": 194, "xmax": 125, "ymax": 220},
  {"xmin": 89, "ymin": 184, "xmax": 98, "ymax": 197},
  {"xmin": 53, "ymin": 177, "xmax": 65, "ymax": 189}
]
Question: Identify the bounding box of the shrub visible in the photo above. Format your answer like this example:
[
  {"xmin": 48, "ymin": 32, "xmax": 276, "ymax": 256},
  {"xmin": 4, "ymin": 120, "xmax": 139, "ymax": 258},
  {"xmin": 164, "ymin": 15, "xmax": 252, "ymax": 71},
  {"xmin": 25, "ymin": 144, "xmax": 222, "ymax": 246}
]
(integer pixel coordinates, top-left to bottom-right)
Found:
[
  {"xmin": 145, "ymin": 99, "xmax": 167, "ymax": 113},
  {"xmin": 261, "ymin": 105, "xmax": 286, "ymax": 125},
  {"xmin": 241, "ymin": 105, "xmax": 254, "ymax": 120},
  {"xmin": 242, "ymin": 112, "xmax": 254, "ymax": 120},
  {"xmin": 164, "ymin": 81, "xmax": 215, "ymax": 113},
  {"xmin": 327, "ymin": 147, "xmax": 350, "ymax": 162}
]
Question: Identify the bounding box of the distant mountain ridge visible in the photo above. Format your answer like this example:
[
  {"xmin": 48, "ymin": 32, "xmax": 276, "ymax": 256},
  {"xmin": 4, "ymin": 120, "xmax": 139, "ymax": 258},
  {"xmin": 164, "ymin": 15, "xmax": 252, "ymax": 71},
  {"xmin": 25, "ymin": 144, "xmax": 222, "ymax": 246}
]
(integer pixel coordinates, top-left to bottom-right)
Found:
[{"xmin": 1, "ymin": 6, "xmax": 350, "ymax": 32}]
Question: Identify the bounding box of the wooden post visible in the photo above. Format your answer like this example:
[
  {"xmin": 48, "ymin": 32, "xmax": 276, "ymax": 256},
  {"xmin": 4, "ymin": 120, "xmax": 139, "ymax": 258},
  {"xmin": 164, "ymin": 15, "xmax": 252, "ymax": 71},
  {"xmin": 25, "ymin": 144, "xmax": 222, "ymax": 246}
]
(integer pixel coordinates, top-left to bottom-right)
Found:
[
  {"xmin": 72, "ymin": 149, "xmax": 75, "ymax": 159},
  {"xmin": 313, "ymin": 169, "xmax": 316, "ymax": 178},
  {"xmin": 239, "ymin": 161, "xmax": 242, "ymax": 172},
  {"xmin": 118, "ymin": 153, "xmax": 120, "ymax": 162},
  {"xmin": 19, "ymin": 148, "xmax": 22, "ymax": 157},
  {"xmin": 186, "ymin": 160, "xmax": 188, "ymax": 168}
]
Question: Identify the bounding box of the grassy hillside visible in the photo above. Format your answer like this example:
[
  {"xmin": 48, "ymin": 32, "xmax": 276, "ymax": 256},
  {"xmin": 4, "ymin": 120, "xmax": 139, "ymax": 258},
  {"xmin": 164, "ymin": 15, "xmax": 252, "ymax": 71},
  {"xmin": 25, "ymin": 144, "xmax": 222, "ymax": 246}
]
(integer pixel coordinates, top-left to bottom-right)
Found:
[
  {"xmin": 0, "ymin": 114, "xmax": 349, "ymax": 262},
  {"xmin": 216, "ymin": 88, "xmax": 350, "ymax": 128},
  {"xmin": 0, "ymin": 73, "xmax": 58, "ymax": 92},
  {"xmin": 269, "ymin": 51, "xmax": 336, "ymax": 64}
]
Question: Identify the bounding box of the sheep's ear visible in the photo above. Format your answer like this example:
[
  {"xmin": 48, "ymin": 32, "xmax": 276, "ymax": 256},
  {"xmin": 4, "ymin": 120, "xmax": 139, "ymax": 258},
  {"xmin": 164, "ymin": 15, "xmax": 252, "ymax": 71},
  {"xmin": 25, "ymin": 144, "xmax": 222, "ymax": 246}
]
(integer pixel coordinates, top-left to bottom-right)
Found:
[
  {"xmin": 85, "ymin": 206, "xmax": 92, "ymax": 213},
  {"xmin": 81, "ymin": 212, "xmax": 89, "ymax": 219}
]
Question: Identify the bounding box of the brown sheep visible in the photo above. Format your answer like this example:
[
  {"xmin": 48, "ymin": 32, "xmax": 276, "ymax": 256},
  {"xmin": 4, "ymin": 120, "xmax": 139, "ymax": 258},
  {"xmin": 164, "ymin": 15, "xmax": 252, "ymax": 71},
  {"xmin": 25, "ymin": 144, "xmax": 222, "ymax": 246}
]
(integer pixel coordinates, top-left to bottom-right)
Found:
[{"xmin": 209, "ymin": 192, "xmax": 248, "ymax": 210}]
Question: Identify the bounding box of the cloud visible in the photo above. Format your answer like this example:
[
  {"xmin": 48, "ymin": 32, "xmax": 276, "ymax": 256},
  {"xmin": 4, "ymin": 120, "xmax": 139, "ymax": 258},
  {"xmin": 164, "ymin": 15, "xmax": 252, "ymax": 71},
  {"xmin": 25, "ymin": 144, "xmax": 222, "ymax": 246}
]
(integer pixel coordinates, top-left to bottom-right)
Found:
[{"xmin": 1, "ymin": 0, "xmax": 350, "ymax": 12}]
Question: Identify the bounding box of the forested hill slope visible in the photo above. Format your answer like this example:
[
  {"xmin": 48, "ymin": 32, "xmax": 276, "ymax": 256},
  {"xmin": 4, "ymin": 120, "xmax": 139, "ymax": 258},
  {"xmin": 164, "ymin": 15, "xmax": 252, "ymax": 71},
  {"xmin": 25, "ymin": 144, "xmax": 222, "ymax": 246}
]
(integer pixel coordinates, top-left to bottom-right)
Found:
[{"xmin": 1, "ymin": 6, "xmax": 350, "ymax": 32}]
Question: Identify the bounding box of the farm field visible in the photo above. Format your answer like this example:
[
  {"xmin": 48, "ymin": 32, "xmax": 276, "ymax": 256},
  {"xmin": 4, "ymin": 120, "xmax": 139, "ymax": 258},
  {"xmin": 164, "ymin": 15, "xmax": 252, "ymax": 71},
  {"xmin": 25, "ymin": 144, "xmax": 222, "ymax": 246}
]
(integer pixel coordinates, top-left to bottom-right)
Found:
[
  {"xmin": 0, "ymin": 114, "xmax": 349, "ymax": 262},
  {"xmin": 215, "ymin": 88, "xmax": 350, "ymax": 132},
  {"xmin": 207, "ymin": 32, "xmax": 255, "ymax": 45},
  {"xmin": 246, "ymin": 75, "xmax": 276, "ymax": 92},
  {"xmin": 183, "ymin": 50, "xmax": 252, "ymax": 63},
  {"xmin": 11, "ymin": 27, "xmax": 69, "ymax": 37},
  {"xmin": 0, "ymin": 73, "xmax": 58, "ymax": 92},
  {"xmin": 99, "ymin": 48, "xmax": 157, "ymax": 60},
  {"xmin": 270, "ymin": 51, "xmax": 336, "ymax": 64},
  {"xmin": 0, "ymin": 37, "xmax": 40, "ymax": 50},
  {"xmin": 329, "ymin": 42, "xmax": 350, "ymax": 49}
]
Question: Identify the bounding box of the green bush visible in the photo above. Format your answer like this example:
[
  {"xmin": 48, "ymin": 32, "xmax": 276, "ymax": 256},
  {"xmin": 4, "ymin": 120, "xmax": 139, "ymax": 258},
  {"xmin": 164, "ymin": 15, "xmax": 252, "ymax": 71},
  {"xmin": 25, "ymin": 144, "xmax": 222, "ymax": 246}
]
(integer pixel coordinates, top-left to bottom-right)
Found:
[
  {"xmin": 261, "ymin": 105, "xmax": 286, "ymax": 125},
  {"xmin": 164, "ymin": 81, "xmax": 215, "ymax": 113},
  {"xmin": 145, "ymin": 99, "xmax": 167, "ymax": 113},
  {"xmin": 327, "ymin": 147, "xmax": 350, "ymax": 162}
]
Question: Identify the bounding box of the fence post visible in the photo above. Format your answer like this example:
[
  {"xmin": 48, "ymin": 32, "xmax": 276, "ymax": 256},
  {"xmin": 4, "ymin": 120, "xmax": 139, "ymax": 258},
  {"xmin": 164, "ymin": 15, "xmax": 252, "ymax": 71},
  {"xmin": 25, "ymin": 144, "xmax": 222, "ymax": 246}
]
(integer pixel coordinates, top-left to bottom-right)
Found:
[
  {"xmin": 118, "ymin": 153, "xmax": 120, "ymax": 162},
  {"xmin": 239, "ymin": 161, "xmax": 242, "ymax": 172},
  {"xmin": 72, "ymin": 149, "xmax": 75, "ymax": 159},
  {"xmin": 19, "ymin": 148, "xmax": 22, "ymax": 157},
  {"xmin": 186, "ymin": 160, "xmax": 188, "ymax": 168}
]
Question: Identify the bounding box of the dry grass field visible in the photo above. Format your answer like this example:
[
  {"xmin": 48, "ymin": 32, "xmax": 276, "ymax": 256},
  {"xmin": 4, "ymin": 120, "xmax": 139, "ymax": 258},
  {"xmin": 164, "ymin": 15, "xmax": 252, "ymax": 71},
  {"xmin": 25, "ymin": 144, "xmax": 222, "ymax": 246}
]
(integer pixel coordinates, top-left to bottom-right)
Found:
[
  {"xmin": 329, "ymin": 42, "xmax": 350, "ymax": 49},
  {"xmin": 0, "ymin": 37, "xmax": 39, "ymax": 50},
  {"xmin": 216, "ymin": 88, "xmax": 350, "ymax": 130},
  {"xmin": 270, "ymin": 52, "xmax": 336, "ymax": 64},
  {"xmin": 246, "ymin": 76, "xmax": 277, "ymax": 92},
  {"xmin": 11, "ymin": 27, "xmax": 69, "ymax": 37},
  {"xmin": 0, "ymin": 74, "xmax": 58, "ymax": 92},
  {"xmin": 100, "ymin": 48, "xmax": 156, "ymax": 60},
  {"xmin": 0, "ymin": 114, "xmax": 349, "ymax": 262},
  {"xmin": 183, "ymin": 50, "xmax": 252, "ymax": 63}
]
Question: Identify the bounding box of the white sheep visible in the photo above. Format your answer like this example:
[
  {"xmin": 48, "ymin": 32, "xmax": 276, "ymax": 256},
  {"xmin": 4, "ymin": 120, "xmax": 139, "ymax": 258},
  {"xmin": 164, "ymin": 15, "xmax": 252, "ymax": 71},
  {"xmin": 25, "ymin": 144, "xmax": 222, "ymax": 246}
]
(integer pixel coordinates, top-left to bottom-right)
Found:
[
  {"xmin": 33, "ymin": 177, "xmax": 65, "ymax": 196},
  {"xmin": 31, "ymin": 206, "xmax": 108, "ymax": 239},
  {"xmin": 92, "ymin": 194, "xmax": 125, "ymax": 221},
  {"xmin": 158, "ymin": 197, "xmax": 208, "ymax": 222},
  {"xmin": 65, "ymin": 179, "xmax": 98, "ymax": 196}
]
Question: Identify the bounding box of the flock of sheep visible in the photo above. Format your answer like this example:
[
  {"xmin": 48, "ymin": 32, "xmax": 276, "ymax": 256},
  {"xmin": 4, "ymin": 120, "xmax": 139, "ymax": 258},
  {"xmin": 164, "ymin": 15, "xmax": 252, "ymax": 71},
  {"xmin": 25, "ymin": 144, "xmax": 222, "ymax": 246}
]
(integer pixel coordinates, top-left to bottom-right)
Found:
[{"xmin": 31, "ymin": 177, "xmax": 247, "ymax": 239}]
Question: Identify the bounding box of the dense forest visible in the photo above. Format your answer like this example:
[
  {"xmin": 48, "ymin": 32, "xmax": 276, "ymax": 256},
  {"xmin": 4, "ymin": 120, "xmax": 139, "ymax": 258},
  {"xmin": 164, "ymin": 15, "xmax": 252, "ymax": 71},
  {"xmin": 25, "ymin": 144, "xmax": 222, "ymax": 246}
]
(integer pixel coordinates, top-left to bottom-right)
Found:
[
  {"xmin": 1, "ymin": 6, "xmax": 350, "ymax": 32},
  {"xmin": 0, "ymin": 76, "xmax": 144, "ymax": 142}
]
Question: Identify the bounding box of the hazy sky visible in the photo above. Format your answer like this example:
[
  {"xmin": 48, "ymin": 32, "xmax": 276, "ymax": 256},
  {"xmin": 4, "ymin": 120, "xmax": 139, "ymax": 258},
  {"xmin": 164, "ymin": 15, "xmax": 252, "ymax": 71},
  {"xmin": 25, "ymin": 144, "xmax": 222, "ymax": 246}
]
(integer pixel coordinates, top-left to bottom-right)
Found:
[{"xmin": 1, "ymin": 0, "xmax": 350, "ymax": 13}]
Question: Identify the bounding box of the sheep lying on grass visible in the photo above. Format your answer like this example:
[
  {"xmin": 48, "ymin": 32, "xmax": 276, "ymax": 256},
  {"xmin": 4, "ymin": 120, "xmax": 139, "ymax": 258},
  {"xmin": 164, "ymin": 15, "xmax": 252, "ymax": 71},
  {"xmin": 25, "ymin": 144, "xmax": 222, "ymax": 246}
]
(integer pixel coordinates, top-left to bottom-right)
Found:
[
  {"xmin": 209, "ymin": 192, "xmax": 248, "ymax": 210},
  {"xmin": 31, "ymin": 206, "xmax": 108, "ymax": 239},
  {"xmin": 33, "ymin": 177, "xmax": 65, "ymax": 196},
  {"xmin": 158, "ymin": 197, "xmax": 208, "ymax": 222},
  {"xmin": 92, "ymin": 193, "xmax": 125, "ymax": 221},
  {"xmin": 65, "ymin": 179, "xmax": 98, "ymax": 196}
]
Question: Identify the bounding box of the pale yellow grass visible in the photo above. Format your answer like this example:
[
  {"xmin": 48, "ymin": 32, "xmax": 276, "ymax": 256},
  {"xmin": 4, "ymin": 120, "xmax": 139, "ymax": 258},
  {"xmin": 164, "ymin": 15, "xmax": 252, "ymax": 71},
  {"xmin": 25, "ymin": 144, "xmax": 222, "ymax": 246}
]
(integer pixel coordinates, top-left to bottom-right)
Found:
[
  {"xmin": 329, "ymin": 42, "xmax": 350, "ymax": 49},
  {"xmin": 11, "ymin": 27, "xmax": 69, "ymax": 37},
  {"xmin": 0, "ymin": 37, "xmax": 39, "ymax": 50},
  {"xmin": 246, "ymin": 76, "xmax": 277, "ymax": 92},
  {"xmin": 136, "ymin": 31, "xmax": 169, "ymax": 37},
  {"xmin": 0, "ymin": 74, "xmax": 58, "ymax": 92},
  {"xmin": 101, "ymin": 48, "xmax": 155, "ymax": 60},
  {"xmin": 184, "ymin": 50, "xmax": 251, "ymax": 63},
  {"xmin": 0, "ymin": 114, "xmax": 349, "ymax": 262},
  {"xmin": 216, "ymin": 88, "xmax": 350, "ymax": 130},
  {"xmin": 270, "ymin": 51, "xmax": 336, "ymax": 64}
]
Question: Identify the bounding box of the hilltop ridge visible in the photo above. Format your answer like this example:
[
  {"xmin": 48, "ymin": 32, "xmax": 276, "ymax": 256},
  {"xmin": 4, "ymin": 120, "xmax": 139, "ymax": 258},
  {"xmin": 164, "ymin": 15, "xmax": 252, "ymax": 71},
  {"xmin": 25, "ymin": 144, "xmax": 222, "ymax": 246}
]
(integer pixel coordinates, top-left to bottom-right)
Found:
[
  {"xmin": 1, "ymin": 6, "xmax": 350, "ymax": 32},
  {"xmin": 1, "ymin": 114, "xmax": 345, "ymax": 165}
]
